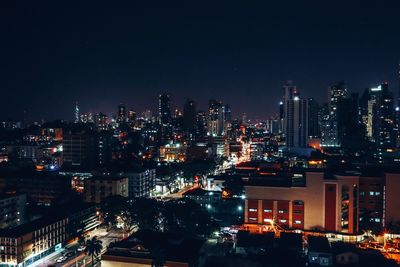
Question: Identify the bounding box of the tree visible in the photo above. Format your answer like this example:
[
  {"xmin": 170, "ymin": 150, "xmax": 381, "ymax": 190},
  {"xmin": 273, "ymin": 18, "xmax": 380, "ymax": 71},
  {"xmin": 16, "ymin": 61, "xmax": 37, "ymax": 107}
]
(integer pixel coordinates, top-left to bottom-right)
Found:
[
  {"xmin": 223, "ymin": 177, "xmax": 244, "ymax": 197},
  {"xmin": 130, "ymin": 198, "xmax": 163, "ymax": 232},
  {"xmin": 85, "ymin": 236, "xmax": 103, "ymax": 267},
  {"xmin": 163, "ymin": 199, "xmax": 217, "ymax": 236},
  {"xmin": 101, "ymin": 195, "xmax": 128, "ymax": 229},
  {"xmin": 119, "ymin": 205, "xmax": 136, "ymax": 236}
]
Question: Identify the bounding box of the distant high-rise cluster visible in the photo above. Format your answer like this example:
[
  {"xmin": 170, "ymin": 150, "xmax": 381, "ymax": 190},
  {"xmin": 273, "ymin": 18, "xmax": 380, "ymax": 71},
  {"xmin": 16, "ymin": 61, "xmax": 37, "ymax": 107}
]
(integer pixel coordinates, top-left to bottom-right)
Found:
[{"xmin": 273, "ymin": 79, "xmax": 398, "ymax": 163}]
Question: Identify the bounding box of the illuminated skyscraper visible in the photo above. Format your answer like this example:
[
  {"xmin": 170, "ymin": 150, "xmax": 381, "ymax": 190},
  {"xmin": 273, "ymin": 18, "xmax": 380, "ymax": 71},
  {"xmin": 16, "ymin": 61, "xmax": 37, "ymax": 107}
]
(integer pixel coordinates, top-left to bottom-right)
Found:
[
  {"xmin": 282, "ymin": 81, "xmax": 308, "ymax": 147},
  {"xmin": 117, "ymin": 104, "xmax": 126, "ymax": 123},
  {"xmin": 128, "ymin": 109, "xmax": 136, "ymax": 128},
  {"xmin": 94, "ymin": 112, "xmax": 108, "ymax": 131},
  {"xmin": 321, "ymin": 82, "xmax": 348, "ymax": 147},
  {"xmin": 195, "ymin": 110, "xmax": 207, "ymax": 137},
  {"xmin": 371, "ymin": 83, "xmax": 396, "ymax": 162},
  {"xmin": 207, "ymin": 99, "xmax": 225, "ymax": 136},
  {"xmin": 74, "ymin": 102, "xmax": 80, "ymax": 123}
]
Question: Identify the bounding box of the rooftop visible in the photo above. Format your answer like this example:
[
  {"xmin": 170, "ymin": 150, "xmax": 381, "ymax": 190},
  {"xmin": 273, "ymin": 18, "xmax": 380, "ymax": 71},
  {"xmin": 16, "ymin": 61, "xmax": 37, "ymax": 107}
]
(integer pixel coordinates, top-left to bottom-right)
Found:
[{"xmin": 103, "ymin": 230, "xmax": 205, "ymax": 264}]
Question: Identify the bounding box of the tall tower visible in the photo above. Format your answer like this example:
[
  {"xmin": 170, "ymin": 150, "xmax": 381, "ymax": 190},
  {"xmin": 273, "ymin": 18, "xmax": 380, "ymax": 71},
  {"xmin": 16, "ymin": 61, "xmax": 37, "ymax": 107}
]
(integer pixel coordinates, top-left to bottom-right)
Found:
[
  {"xmin": 74, "ymin": 102, "xmax": 80, "ymax": 123},
  {"xmin": 117, "ymin": 104, "xmax": 126, "ymax": 123},
  {"xmin": 308, "ymin": 98, "xmax": 320, "ymax": 138},
  {"xmin": 159, "ymin": 93, "xmax": 171, "ymax": 125},
  {"xmin": 398, "ymin": 62, "xmax": 400, "ymax": 107},
  {"xmin": 207, "ymin": 99, "xmax": 224, "ymax": 136},
  {"xmin": 372, "ymin": 83, "xmax": 395, "ymax": 162},
  {"xmin": 322, "ymin": 82, "xmax": 348, "ymax": 147},
  {"xmin": 183, "ymin": 99, "xmax": 196, "ymax": 132},
  {"xmin": 282, "ymin": 81, "xmax": 308, "ymax": 147}
]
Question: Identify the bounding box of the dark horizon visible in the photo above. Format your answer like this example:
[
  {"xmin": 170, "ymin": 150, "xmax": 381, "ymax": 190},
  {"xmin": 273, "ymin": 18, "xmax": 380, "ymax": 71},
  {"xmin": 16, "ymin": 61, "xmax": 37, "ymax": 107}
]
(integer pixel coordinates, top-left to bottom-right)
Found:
[{"xmin": 1, "ymin": 1, "xmax": 400, "ymax": 121}]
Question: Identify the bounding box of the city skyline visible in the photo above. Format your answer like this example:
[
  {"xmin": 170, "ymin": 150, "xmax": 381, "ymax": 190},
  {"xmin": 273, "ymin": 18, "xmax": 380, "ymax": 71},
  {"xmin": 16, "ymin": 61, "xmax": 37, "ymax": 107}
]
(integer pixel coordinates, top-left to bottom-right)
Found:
[
  {"xmin": 3, "ymin": 2, "xmax": 400, "ymax": 267},
  {"xmin": 2, "ymin": 1, "xmax": 400, "ymax": 121}
]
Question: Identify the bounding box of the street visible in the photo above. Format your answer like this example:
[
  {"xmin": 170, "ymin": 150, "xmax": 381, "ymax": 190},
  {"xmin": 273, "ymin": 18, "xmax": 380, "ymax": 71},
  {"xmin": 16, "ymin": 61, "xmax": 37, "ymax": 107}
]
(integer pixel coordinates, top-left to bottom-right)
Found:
[{"xmin": 29, "ymin": 228, "xmax": 124, "ymax": 267}]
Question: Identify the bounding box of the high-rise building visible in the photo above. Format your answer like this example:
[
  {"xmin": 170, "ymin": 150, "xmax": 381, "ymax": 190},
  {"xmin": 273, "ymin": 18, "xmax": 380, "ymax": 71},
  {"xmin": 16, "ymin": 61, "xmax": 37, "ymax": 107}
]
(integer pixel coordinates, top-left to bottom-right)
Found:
[
  {"xmin": 117, "ymin": 104, "xmax": 126, "ymax": 124},
  {"xmin": 359, "ymin": 88, "xmax": 370, "ymax": 135},
  {"xmin": 337, "ymin": 93, "xmax": 366, "ymax": 150},
  {"xmin": 307, "ymin": 98, "xmax": 320, "ymax": 138},
  {"xmin": 329, "ymin": 82, "xmax": 348, "ymax": 146},
  {"xmin": 128, "ymin": 109, "xmax": 136, "ymax": 128},
  {"xmin": 159, "ymin": 94, "xmax": 171, "ymax": 125},
  {"xmin": 196, "ymin": 111, "xmax": 207, "ymax": 138},
  {"xmin": 398, "ymin": 62, "xmax": 400, "ymax": 107},
  {"xmin": 371, "ymin": 83, "xmax": 396, "ymax": 162},
  {"xmin": 94, "ymin": 112, "xmax": 108, "ymax": 131},
  {"xmin": 282, "ymin": 82, "xmax": 308, "ymax": 147},
  {"xmin": 143, "ymin": 109, "xmax": 152, "ymax": 121},
  {"xmin": 207, "ymin": 99, "xmax": 225, "ymax": 136},
  {"xmin": 62, "ymin": 130, "xmax": 112, "ymax": 168},
  {"xmin": 320, "ymin": 82, "xmax": 348, "ymax": 147},
  {"xmin": 223, "ymin": 104, "xmax": 232, "ymax": 133},
  {"xmin": 279, "ymin": 101, "xmax": 284, "ymax": 133},
  {"xmin": 183, "ymin": 99, "xmax": 196, "ymax": 132},
  {"xmin": 74, "ymin": 102, "xmax": 80, "ymax": 123}
]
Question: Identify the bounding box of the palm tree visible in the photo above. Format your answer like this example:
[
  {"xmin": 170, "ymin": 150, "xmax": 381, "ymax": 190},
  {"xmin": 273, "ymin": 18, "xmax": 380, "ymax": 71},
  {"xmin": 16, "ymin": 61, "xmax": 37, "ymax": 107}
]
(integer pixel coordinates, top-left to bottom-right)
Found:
[{"xmin": 85, "ymin": 236, "xmax": 103, "ymax": 267}]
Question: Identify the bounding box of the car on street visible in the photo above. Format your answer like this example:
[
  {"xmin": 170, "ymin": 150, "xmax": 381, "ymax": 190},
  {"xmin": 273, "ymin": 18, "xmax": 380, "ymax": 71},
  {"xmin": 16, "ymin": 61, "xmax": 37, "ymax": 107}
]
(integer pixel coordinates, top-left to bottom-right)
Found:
[{"xmin": 55, "ymin": 255, "xmax": 67, "ymax": 263}]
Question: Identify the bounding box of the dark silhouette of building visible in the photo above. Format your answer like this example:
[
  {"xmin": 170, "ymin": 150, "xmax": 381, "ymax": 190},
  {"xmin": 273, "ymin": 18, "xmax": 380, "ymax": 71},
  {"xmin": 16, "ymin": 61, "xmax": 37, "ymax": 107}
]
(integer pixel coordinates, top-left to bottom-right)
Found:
[
  {"xmin": 337, "ymin": 93, "xmax": 367, "ymax": 151},
  {"xmin": 183, "ymin": 99, "xmax": 196, "ymax": 132},
  {"xmin": 159, "ymin": 93, "xmax": 171, "ymax": 125},
  {"xmin": 308, "ymin": 98, "xmax": 320, "ymax": 138}
]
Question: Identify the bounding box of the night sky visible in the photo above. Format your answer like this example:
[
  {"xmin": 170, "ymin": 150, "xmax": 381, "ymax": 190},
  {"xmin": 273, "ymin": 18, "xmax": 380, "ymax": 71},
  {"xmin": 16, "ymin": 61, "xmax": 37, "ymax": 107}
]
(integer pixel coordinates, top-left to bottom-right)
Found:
[{"xmin": 1, "ymin": 1, "xmax": 400, "ymax": 121}]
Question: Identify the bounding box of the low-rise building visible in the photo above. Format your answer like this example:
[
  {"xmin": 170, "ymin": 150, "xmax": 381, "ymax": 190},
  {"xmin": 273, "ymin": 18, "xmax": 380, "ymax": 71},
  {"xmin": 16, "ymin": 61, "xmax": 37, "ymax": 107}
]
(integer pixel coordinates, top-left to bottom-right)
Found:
[
  {"xmin": 308, "ymin": 236, "xmax": 333, "ymax": 266},
  {"xmin": 84, "ymin": 175, "xmax": 128, "ymax": 204},
  {"xmin": 244, "ymin": 170, "xmax": 400, "ymax": 236},
  {"xmin": 126, "ymin": 169, "xmax": 156, "ymax": 198},
  {"xmin": 0, "ymin": 217, "xmax": 67, "ymax": 266},
  {"xmin": 101, "ymin": 230, "xmax": 205, "ymax": 267},
  {"xmin": 0, "ymin": 193, "xmax": 26, "ymax": 228},
  {"xmin": 159, "ymin": 143, "xmax": 186, "ymax": 162}
]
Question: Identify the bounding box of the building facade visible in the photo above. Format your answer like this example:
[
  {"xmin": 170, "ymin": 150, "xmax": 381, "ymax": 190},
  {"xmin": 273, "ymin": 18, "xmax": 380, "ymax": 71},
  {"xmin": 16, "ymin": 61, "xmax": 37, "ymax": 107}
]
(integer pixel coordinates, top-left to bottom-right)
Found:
[
  {"xmin": 244, "ymin": 171, "xmax": 400, "ymax": 235},
  {"xmin": 84, "ymin": 175, "xmax": 129, "ymax": 204}
]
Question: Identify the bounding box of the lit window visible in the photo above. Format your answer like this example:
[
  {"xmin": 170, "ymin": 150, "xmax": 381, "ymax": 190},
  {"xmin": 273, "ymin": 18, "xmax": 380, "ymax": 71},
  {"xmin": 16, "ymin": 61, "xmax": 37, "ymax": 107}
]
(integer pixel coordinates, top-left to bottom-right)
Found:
[
  {"xmin": 249, "ymin": 217, "xmax": 257, "ymax": 221},
  {"xmin": 374, "ymin": 218, "xmax": 381, "ymax": 223},
  {"xmin": 360, "ymin": 192, "xmax": 365, "ymax": 196},
  {"xmin": 278, "ymin": 210, "xmax": 285, "ymax": 214},
  {"xmin": 369, "ymin": 192, "xmax": 374, "ymax": 196},
  {"xmin": 375, "ymin": 192, "xmax": 381, "ymax": 196},
  {"xmin": 294, "ymin": 220, "xmax": 302, "ymax": 224},
  {"xmin": 263, "ymin": 209, "xmax": 272, "ymax": 213},
  {"xmin": 280, "ymin": 219, "xmax": 287, "ymax": 223},
  {"xmin": 293, "ymin": 200, "xmax": 304, "ymax": 206},
  {"xmin": 249, "ymin": 208, "xmax": 257, "ymax": 212}
]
